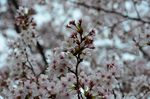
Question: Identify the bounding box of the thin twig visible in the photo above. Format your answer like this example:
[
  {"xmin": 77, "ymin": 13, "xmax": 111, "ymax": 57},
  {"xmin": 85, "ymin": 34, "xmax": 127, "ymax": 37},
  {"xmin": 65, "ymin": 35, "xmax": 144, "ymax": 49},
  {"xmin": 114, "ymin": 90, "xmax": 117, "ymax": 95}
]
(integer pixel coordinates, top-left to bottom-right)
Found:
[
  {"xmin": 25, "ymin": 53, "xmax": 36, "ymax": 76},
  {"xmin": 130, "ymin": 0, "xmax": 141, "ymax": 19},
  {"xmin": 75, "ymin": 54, "xmax": 81, "ymax": 99},
  {"xmin": 68, "ymin": 67, "xmax": 76, "ymax": 74}
]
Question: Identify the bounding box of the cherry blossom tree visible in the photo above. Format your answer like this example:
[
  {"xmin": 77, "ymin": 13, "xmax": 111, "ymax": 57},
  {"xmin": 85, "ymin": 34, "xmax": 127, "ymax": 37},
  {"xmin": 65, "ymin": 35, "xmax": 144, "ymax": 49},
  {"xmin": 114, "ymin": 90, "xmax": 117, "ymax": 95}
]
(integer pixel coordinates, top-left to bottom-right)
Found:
[{"xmin": 0, "ymin": 0, "xmax": 150, "ymax": 99}]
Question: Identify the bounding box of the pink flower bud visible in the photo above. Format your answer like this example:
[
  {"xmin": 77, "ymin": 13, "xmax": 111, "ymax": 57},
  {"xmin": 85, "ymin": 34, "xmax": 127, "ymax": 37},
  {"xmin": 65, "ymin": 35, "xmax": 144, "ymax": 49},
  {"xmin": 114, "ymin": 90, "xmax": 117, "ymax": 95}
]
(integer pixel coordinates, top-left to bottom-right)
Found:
[{"xmin": 69, "ymin": 20, "xmax": 76, "ymax": 26}]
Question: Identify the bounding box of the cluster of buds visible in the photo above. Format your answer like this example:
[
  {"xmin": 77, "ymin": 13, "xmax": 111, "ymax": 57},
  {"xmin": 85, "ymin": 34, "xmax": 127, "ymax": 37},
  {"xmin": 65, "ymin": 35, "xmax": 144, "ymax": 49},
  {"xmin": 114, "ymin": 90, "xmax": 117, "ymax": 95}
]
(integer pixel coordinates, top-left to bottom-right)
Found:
[
  {"xmin": 65, "ymin": 20, "xmax": 96, "ymax": 99},
  {"xmin": 15, "ymin": 7, "xmax": 38, "ymax": 49},
  {"xmin": 15, "ymin": 7, "xmax": 36, "ymax": 30},
  {"xmin": 9, "ymin": 7, "xmax": 39, "ymax": 78},
  {"xmin": 106, "ymin": 63, "xmax": 115, "ymax": 69},
  {"xmin": 66, "ymin": 20, "xmax": 95, "ymax": 57}
]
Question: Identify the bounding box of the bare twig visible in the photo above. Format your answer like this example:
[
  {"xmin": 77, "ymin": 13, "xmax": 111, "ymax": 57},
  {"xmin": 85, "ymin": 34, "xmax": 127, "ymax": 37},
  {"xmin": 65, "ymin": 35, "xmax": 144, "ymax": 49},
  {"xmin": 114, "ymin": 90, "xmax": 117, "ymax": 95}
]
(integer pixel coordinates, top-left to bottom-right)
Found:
[
  {"xmin": 25, "ymin": 53, "xmax": 36, "ymax": 76},
  {"xmin": 130, "ymin": 0, "xmax": 141, "ymax": 19},
  {"xmin": 133, "ymin": 38, "xmax": 150, "ymax": 61}
]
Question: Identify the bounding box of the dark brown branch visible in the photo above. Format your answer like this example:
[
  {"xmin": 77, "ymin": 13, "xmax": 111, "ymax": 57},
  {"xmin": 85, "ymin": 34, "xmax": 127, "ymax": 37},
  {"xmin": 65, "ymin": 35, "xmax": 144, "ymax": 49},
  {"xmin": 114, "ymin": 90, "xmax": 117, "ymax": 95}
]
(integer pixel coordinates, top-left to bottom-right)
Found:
[
  {"xmin": 67, "ymin": 55, "xmax": 82, "ymax": 99},
  {"xmin": 8, "ymin": 0, "xmax": 21, "ymax": 33},
  {"xmin": 75, "ymin": 55, "xmax": 82, "ymax": 99},
  {"xmin": 138, "ymin": 46, "xmax": 150, "ymax": 61},
  {"xmin": 112, "ymin": 89, "xmax": 117, "ymax": 99},
  {"xmin": 133, "ymin": 38, "xmax": 150, "ymax": 61},
  {"xmin": 68, "ymin": 67, "xmax": 76, "ymax": 74},
  {"xmin": 8, "ymin": 0, "xmax": 19, "ymax": 9},
  {"xmin": 130, "ymin": 0, "xmax": 141, "ymax": 19},
  {"xmin": 70, "ymin": 1, "xmax": 150, "ymax": 24},
  {"xmin": 25, "ymin": 53, "xmax": 36, "ymax": 76},
  {"xmin": 36, "ymin": 41, "xmax": 48, "ymax": 66}
]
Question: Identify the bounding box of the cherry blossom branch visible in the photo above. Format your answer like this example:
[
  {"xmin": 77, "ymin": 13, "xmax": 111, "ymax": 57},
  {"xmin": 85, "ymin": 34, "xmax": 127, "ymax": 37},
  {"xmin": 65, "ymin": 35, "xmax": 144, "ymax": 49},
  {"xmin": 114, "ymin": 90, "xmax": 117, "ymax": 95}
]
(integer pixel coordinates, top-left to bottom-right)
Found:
[
  {"xmin": 8, "ymin": 0, "xmax": 48, "ymax": 72},
  {"xmin": 66, "ymin": 20, "xmax": 95, "ymax": 99}
]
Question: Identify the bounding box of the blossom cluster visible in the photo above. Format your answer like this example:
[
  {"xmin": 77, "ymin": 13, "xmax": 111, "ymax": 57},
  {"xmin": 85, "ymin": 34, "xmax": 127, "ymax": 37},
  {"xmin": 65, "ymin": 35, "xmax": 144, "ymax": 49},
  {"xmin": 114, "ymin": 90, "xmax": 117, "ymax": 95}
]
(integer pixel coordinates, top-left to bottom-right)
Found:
[
  {"xmin": 0, "ymin": 8, "xmax": 119, "ymax": 98},
  {"xmin": 15, "ymin": 7, "xmax": 37, "ymax": 48}
]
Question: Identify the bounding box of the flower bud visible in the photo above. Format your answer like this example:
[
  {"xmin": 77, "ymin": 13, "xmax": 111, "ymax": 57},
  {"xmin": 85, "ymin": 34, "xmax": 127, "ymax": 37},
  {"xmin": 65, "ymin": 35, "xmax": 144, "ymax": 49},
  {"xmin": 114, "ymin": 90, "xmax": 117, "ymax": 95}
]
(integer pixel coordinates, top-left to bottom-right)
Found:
[{"xmin": 69, "ymin": 20, "xmax": 76, "ymax": 26}]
